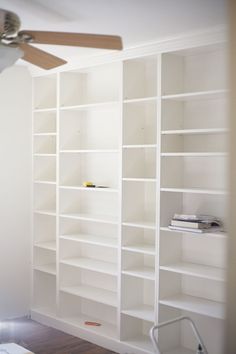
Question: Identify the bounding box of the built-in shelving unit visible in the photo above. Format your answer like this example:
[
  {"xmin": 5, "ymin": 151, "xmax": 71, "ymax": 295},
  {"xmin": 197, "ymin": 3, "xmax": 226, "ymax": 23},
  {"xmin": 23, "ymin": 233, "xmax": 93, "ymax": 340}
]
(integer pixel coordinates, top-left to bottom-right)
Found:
[{"xmin": 32, "ymin": 40, "xmax": 228, "ymax": 354}]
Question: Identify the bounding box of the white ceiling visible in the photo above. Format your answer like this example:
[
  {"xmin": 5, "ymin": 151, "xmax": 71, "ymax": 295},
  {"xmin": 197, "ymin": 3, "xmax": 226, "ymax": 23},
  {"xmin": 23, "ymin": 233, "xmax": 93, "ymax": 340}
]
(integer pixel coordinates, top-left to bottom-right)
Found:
[{"xmin": 0, "ymin": 0, "xmax": 227, "ymax": 69}]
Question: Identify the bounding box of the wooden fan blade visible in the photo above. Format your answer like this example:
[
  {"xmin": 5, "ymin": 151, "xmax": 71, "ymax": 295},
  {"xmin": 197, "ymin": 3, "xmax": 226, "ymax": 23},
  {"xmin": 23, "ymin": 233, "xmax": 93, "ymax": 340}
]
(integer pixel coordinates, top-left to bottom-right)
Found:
[
  {"xmin": 19, "ymin": 43, "xmax": 67, "ymax": 69},
  {"xmin": 19, "ymin": 30, "xmax": 123, "ymax": 50}
]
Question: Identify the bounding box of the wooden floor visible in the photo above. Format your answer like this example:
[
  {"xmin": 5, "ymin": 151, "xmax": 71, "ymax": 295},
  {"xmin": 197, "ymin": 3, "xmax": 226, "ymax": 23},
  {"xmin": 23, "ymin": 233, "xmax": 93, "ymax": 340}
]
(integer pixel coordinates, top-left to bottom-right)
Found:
[{"xmin": 0, "ymin": 317, "xmax": 116, "ymax": 354}]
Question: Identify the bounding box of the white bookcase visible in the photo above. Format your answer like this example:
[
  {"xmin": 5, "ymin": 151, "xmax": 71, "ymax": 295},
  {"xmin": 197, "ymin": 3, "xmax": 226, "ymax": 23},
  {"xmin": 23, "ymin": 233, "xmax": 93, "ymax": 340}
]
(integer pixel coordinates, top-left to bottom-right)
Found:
[{"xmin": 32, "ymin": 37, "xmax": 228, "ymax": 354}]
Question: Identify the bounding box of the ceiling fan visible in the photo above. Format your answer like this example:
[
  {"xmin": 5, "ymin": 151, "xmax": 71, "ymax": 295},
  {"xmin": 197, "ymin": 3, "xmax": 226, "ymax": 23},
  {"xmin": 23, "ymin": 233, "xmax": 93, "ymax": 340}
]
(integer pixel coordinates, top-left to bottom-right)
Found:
[{"xmin": 0, "ymin": 8, "xmax": 123, "ymax": 72}]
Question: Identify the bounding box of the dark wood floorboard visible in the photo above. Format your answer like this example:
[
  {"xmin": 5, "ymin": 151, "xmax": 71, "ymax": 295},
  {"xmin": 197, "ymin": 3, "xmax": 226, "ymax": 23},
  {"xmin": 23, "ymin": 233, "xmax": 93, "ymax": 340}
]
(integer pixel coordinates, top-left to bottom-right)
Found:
[{"xmin": 0, "ymin": 317, "xmax": 116, "ymax": 354}]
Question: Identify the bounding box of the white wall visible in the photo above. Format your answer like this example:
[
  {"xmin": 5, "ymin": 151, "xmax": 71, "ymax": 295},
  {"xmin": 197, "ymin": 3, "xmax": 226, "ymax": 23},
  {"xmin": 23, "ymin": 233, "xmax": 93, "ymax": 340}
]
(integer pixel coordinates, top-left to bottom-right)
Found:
[{"xmin": 0, "ymin": 66, "xmax": 32, "ymax": 319}]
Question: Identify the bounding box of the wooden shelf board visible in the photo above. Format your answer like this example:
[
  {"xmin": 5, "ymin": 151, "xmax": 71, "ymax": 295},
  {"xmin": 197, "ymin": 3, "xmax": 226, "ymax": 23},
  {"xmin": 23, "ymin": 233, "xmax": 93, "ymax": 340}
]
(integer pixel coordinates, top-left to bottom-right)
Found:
[
  {"xmin": 60, "ymin": 234, "xmax": 117, "ymax": 248},
  {"xmin": 34, "ymin": 241, "xmax": 56, "ymax": 251},
  {"xmin": 122, "ymin": 244, "xmax": 155, "ymax": 255},
  {"xmin": 161, "ymin": 128, "xmax": 227, "ymax": 135},
  {"xmin": 122, "ymin": 221, "xmax": 156, "ymax": 230},
  {"xmin": 60, "ymin": 285, "xmax": 117, "ymax": 307},
  {"xmin": 60, "ymin": 213, "xmax": 118, "ymax": 225},
  {"xmin": 122, "ymin": 305, "xmax": 154, "ymax": 322},
  {"xmin": 123, "ymin": 267, "xmax": 155, "ymax": 280},
  {"xmin": 162, "ymin": 89, "xmax": 227, "ymax": 101},
  {"xmin": 159, "ymin": 294, "xmax": 225, "ymax": 319},
  {"xmin": 60, "ymin": 185, "xmax": 118, "ymax": 193},
  {"xmin": 160, "ymin": 187, "xmax": 226, "ymax": 195},
  {"xmin": 61, "ymin": 257, "xmax": 117, "ymax": 276},
  {"xmin": 160, "ymin": 226, "xmax": 227, "ymax": 239},
  {"xmin": 160, "ymin": 261, "xmax": 225, "ymax": 282},
  {"xmin": 60, "ymin": 101, "xmax": 119, "ymax": 111},
  {"xmin": 34, "ymin": 263, "xmax": 56, "ymax": 275}
]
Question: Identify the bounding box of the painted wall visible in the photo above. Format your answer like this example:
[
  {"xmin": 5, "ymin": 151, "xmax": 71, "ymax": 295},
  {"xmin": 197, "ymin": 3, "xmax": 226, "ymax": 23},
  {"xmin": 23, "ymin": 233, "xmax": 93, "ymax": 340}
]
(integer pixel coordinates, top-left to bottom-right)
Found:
[{"xmin": 0, "ymin": 66, "xmax": 32, "ymax": 319}]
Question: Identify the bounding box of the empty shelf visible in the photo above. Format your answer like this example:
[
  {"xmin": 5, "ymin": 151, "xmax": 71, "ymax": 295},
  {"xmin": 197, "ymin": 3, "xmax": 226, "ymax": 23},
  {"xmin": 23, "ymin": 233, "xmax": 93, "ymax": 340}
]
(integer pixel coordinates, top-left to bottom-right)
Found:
[
  {"xmin": 34, "ymin": 263, "xmax": 56, "ymax": 275},
  {"xmin": 122, "ymin": 244, "xmax": 155, "ymax": 255},
  {"xmin": 123, "ymin": 266, "xmax": 155, "ymax": 280},
  {"xmin": 60, "ymin": 213, "xmax": 118, "ymax": 225},
  {"xmin": 34, "ymin": 241, "xmax": 56, "ymax": 251},
  {"xmin": 159, "ymin": 294, "xmax": 225, "ymax": 319},
  {"xmin": 61, "ymin": 257, "xmax": 117, "ymax": 276},
  {"xmin": 122, "ymin": 305, "xmax": 154, "ymax": 322},
  {"xmin": 60, "ymin": 285, "xmax": 117, "ymax": 307},
  {"xmin": 160, "ymin": 262, "xmax": 225, "ymax": 281},
  {"xmin": 60, "ymin": 234, "xmax": 117, "ymax": 248}
]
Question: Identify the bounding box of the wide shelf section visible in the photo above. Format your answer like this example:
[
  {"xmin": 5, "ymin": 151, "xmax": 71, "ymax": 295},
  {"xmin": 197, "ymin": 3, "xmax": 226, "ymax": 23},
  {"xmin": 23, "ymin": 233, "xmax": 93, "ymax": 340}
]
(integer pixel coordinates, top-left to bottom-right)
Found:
[
  {"xmin": 60, "ymin": 257, "xmax": 117, "ymax": 276},
  {"xmin": 160, "ymin": 294, "xmax": 225, "ymax": 319},
  {"xmin": 60, "ymin": 285, "xmax": 117, "ymax": 307},
  {"xmin": 160, "ymin": 262, "xmax": 225, "ymax": 282},
  {"xmin": 159, "ymin": 226, "xmax": 227, "ymax": 239},
  {"xmin": 162, "ymin": 89, "xmax": 227, "ymax": 101},
  {"xmin": 160, "ymin": 188, "xmax": 226, "ymax": 195},
  {"xmin": 60, "ymin": 213, "xmax": 118, "ymax": 225},
  {"xmin": 60, "ymin": 234, "xmax": 117, "ymax": 248}
]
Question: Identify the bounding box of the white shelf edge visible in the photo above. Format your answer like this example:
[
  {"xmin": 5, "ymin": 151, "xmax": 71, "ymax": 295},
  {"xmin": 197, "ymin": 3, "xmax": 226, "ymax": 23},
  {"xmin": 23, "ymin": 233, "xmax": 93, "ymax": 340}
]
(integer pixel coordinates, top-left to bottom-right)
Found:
[
  {"xmin": 34, "ymin": 210, "xmax": 56, "ymax": 217},
  {"xmin": 34, "ymin": 108, "xmax": 57, "ymax": 113},
  {"xmin": 34, "ymin": 180, "xmax": 56, "ymax": 185},
  {"xmin": 60, "ymin": 149, "xmax": 119, "ymax": 154},
  {"xmin": 122, "ymin": 268, "xmax": 155, "ymax": 281},
  {"xmin": 122, "ymin": 221, "xmax": 156, "ymax": 230},
  {"xmin": 162, "ymin": 89, "xmax": 228, "ymax": 101},
  {"xmin": 161, "ymin": 152, "xmax": 227, "ymax": 157},
  {"xmin": 122, "ymin": 178, "xmax": 156, "ymax": 182},
  {"xmin": 123, "ymin": 144, "xmax": 156, "ymax": 149},
  {"xmin": 160, "ymin": 187, "xmax": 227, "ymax": 195},
  {"xmin": 122, "ymin": 305, "xmax": 155, "ymax": 322},
  {"xmin": 34, "ymin": 263, "xmax": 56, "ymax": 275},
  {"xmin": 34, "ymin": 241, "xmax": 56, "ymax": 251},
  {"xmin": 60, "ymin": 185, "xmax": 118, "ymax": 193},
  {"xmin": 160, "ymin": 226, "xmax": 227, "ymax": 238},
  {"xmin": 34, "ymin": 153, "xmax": 56, "ymax": 157},
  {"xmin": 122, "ymin": 245, "xmax": 155, "ymax": 255},
  {"xmin": 161, "ymin": 128, "xmax": 228, "ymax": 135},
  {"xmin": 123, "ymin": 96, "xmax": 157, "ymax": 104},
  {"xmin": 60, "ymin": 101, "xmax": 119, "ymax": 111},
  {"xmin": 34, "ymin": 132, "xmax": 57, "ymax": 136}
]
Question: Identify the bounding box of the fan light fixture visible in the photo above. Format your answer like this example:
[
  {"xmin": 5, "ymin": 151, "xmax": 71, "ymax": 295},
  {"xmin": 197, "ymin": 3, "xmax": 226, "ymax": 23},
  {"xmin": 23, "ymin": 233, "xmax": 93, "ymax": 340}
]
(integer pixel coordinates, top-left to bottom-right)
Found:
[{"xmin": 0, "ymin": 44, "xmax": 23, "ymax": 72}]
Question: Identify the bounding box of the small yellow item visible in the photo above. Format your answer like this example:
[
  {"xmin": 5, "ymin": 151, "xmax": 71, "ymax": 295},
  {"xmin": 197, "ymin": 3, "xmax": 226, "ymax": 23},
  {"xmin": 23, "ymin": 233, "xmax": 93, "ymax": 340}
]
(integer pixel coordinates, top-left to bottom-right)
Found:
[{"xmin": 83, "ymin": 181, "xmax": 94, "ymax": 187}]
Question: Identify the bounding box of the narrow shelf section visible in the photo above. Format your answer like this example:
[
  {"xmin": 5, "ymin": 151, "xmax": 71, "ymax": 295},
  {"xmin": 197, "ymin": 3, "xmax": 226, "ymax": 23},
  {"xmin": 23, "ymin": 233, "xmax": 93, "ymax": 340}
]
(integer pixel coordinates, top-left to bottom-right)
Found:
[
  {"xmin": 60, "ymin": 234, "xmax": 117, "ymax": 248},
  {"xmin": 160, "ymin": 187, "xmax": 226, "ymax": 195},
  {"xmin": 60, "ymin": 213, "xmax": 118, "ymax": 225},
  {"xmin": 34, "ymin": 210, "xmax": 56, "ymax": 217},
  {"xmin": 61, "ymin": 258, "xmax": 117, "ymax": 276},
  {"xmin": 34, "ymin": 133, "xmax": 57, "ymax": 136},
  {"xmin": 34, "ymin": 108, "xmax": 57, "ymax": 113},
  {"xmin": 123, "ymin": 96, "xmax": 157, "ymax": 104},
  {"xmin": 159, "ymin": 294, "xmax": 225, "ymax": 319},
  {"xmin": 122, "ymin": 305, "xmax": 154, "ymax": 322},
  {"xmin": 160, "ymin": 262, "xmax": 225, "ymax": 282},
  {"xmin": 123, "ymin": 144, "xmax": 157, "ymax": 149},
  {"xmin": 159, "ymin": 226, "xmax": 227, "ymax": 239},
  {"xmin": 162, "ymin": 89, "xmax": 227, "ymax": 101},
  {"xmin": 123, "ymin": 267, "xmax": 155, "ymax": 280},
  {"xmin": 60, "ymin": 285, "xmax": 117, "ymax": 307},
  {"xmin": 161, "ymin": 128, "xmax": 228, "ymax": 135},
  {"xmin": 34, "ymin": 241, "xmax": 56, "ymax": 251},
  {"xmin": 34, "ymin": 263, "xmax": 56, "ymax": 275},
  {"xmin": 122, "ymin": 221, "xmax": 156, "ymax": 230},
  {"xmin": 34, "ymin": 180, "xmax": 56, "ymax": 185},
  {"xmin": 62, "ymin": 315, "xmax": 117, "ymax": 339},
  {"xmin": 34, "ymin": 153, "xmax": 56, "ymax": 157},
  {"xmin": 122, "ymin": 244, "xmax": 155, "ymax": 255},
  {"xmin": 122, "ymin": 178, "xmax": 156, "ymax": 183}
]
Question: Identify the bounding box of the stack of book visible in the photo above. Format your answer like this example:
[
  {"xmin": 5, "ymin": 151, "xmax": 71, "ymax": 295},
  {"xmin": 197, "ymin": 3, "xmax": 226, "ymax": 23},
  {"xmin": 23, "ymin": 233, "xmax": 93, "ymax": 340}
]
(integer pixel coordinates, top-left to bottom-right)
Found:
[{"xmin": 169, "ymin": 214, "xmax": 222, "ymax": 233}]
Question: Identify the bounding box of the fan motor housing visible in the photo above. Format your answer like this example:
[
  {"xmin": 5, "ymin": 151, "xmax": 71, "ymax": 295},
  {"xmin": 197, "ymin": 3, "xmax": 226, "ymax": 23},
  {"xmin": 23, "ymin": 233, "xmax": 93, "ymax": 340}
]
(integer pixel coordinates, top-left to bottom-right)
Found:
[{"xmin": 0, "ymin": 9, "xmax": 21, "ymax": 37}]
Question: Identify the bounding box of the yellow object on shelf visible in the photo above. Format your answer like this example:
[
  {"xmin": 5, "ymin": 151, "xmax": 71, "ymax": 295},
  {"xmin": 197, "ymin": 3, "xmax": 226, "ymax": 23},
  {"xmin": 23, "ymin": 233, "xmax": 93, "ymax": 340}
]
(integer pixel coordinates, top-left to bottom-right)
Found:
[{"xmin": 83, "ymin": 181, "xmax": 94, "ymax": 187}]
